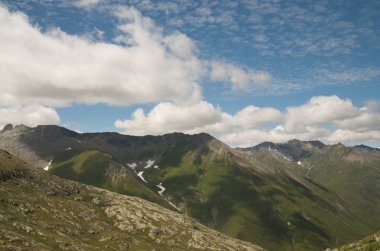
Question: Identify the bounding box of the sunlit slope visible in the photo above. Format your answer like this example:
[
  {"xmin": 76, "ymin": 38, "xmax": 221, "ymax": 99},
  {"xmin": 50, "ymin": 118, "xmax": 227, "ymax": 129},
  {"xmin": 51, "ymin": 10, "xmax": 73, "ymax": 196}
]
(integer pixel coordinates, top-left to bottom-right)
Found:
[
  {"xmin": 1, "ymin": 125, "xmax": 378, "ymax": 251},
  {"xmin": 245, "ymin": 140, "xmax": 380, "ymax": 232},
  {"xmin": 49, "ymin": 149, "xmax": 172, "ymax": 209},
  {"xmin": 0, "ymin": 149, "xmax": 263, "ymax": 251},
  {"xmin": 144, "ymin": 140, "xmax": 372, "ymax": 251}
]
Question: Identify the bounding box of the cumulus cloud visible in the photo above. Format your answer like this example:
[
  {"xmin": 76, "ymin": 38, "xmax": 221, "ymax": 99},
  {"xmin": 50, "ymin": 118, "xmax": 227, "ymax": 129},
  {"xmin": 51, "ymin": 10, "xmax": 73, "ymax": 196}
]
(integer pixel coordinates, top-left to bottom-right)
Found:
[
  {"xmin": 115, "ymin": 101, "xmax": 222, "ymax": 135},
  {"xmin": 0, "ymin": 4, "xmax": 279, "ymax": 131},
  {"xmin": 333, "ymin": 101, "xmax": 380, "ymax": 132},
  {"xmin": 0, "ymin": 5, "xmax": 269, "ymax": 109},
  {"xmin": 115, "ymin": 96, "xmax": 380, "ymax": 147},
  {"xmin": 210, "ymin": 61, "xmax": 271, "ymax": 90},
  {"xmin": 0, "ymin": 105, "xmax": 60, "ymax": 129},
  {"xmin": 283, "ymin": 96, "xmax": 359, "ymax": 132},
  {"xmin": 0, "ymin": 5, "xmax": 202, "ymax": 107},
  {"xmin": 74, "ymin": 0, "xmax": 101, "ymax": 8},
  {"xmin": 220, "ymin": 126, "xmax": 330, "ymax": 148},
  {"xmin": 115, "ymin": 100, "xmax": 283, "ymax": 138},
  {"xmin": 328, "ymin": 130, "xmax": 380, "ymax": 143}
]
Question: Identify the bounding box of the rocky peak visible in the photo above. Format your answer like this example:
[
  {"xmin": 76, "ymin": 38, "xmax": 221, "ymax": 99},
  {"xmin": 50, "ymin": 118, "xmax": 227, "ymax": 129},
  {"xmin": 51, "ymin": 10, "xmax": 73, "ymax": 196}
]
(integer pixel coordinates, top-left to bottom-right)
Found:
[
  {"xmin": 287, "ymin": 139, "xmax": 325, "ymax": 149},
  {"xmin": 1, "ymin": 124, "xmax": 13, "ymax": 133},
  {"xmin": 32, "ymin": 125, "xmax": 80, "ymax": 139}
]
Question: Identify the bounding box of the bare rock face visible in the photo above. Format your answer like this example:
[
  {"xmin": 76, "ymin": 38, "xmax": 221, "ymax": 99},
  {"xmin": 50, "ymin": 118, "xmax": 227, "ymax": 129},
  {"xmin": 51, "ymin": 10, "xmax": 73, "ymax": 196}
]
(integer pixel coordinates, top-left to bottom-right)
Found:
[{"xmin": 0, "ymin": 150, "xmax": 264, "ymax": 251}]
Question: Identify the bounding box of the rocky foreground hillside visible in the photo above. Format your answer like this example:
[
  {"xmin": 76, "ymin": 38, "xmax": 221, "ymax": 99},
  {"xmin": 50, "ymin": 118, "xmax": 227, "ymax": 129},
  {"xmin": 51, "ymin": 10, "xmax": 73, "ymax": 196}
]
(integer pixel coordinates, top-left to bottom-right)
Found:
[
  {"xmin": 0, "ymin": 150, "xmax": 263, "ymax": 251},
  {"xmin": 328, "ymin": 231, "xmax": 380, "ymax": 251}
]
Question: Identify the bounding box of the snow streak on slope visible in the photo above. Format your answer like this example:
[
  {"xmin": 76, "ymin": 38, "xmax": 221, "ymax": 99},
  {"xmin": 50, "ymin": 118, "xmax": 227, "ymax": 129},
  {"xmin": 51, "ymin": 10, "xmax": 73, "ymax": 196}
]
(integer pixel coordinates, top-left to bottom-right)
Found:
[
  {"xmin": 157, "ymin": 183, "xmax": 166, "ymax": 196},
  {"xmin": 43, "ymin": 160, "xmax": 52, "ymax": 171},
  {"xmin": 137, "ymin": 171, "xmax": 147, "ymax": 183}
]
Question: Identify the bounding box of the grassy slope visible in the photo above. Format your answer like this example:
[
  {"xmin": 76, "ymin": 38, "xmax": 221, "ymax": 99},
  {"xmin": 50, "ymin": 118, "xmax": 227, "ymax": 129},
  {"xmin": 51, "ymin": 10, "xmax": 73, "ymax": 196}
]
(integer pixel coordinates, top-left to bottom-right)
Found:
[
  {"xmin": 48, "ymin": 149, "xmax": 172, "ymax": 209},
  {"xmin": 306, "ymin": 146, "xmax": 380, "ymax": 230},
  {"xmin": 144, "ymin": 147, "xmax": 370, "ymax": 251},
  {"xmin": 249, "ymin": 145, "xmax": 380, "ymax": 250},
  {"xmin": 0, "ymin": 150, "xmax": 263, "ymax": 251}
]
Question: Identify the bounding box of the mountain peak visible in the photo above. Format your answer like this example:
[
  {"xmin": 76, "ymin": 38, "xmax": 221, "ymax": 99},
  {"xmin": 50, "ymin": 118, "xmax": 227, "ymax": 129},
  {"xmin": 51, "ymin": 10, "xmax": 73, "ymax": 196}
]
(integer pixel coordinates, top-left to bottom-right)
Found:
[
  {"xmin": 1, "ymin": 123, "xmax": 13, "ymax": 133},
  {"xmin": 287, "ymin": 139, "xmax": 325, "ymax": 148},
  {"xmin": 32, "ymin": 124, "xmax": 80, "ymax": 138}
]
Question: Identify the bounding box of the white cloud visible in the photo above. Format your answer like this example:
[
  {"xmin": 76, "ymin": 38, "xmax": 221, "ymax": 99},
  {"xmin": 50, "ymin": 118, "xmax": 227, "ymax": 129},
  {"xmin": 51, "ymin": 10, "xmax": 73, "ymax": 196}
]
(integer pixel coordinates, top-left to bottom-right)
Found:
[
  {"xmin": 232, "ymin": 106, "xmax": 282, "ymax": 129},
  {"xmin": 0, "ymin": 5, "xmax": 268, "ymax": 108},
  {"xmin": 335, "ymin": 113, "xmax": 380, "ymax": 132},
  {"xmin": 74, "ymin": 0, "xmax": 100, "ymax": 8},
  {"xmin": 115, "ymin": 101, "xmax": 222, "ymax": 135},
  {"xmin": 210, "ymin": 61, "xmax": 271, "ymax": 90},
  {"xmin": 0, "ymin": 5, "xmax": 203, "ymax": 107},
  {"xmin": 164, "ymin": 32, "xmax": 197, "ymax": 59},
  {"xmin": 115, "ymin": 95, "xmax": 380, "ymax": 147},
  {"xmin": 0, "ymin": 105, "xmax": 60, "ymax": 129},
  {"xmin": 283, "ymin": 96, "xmax": 359, "ymax": 133},
  {"xmin": 220, "ymin": 126, "xmax": 330, "ymax": 148},
  {"xmin": 328, "ymin": 129, "xmax": 380, "ymax": 143}
]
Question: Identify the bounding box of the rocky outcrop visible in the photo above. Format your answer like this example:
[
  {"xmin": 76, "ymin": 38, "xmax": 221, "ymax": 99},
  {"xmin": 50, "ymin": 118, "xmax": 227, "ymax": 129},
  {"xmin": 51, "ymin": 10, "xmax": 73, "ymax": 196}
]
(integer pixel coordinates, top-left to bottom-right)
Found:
[{"xmin": 328, "ymin": 231, "xmax": 380, "ymax": 251}]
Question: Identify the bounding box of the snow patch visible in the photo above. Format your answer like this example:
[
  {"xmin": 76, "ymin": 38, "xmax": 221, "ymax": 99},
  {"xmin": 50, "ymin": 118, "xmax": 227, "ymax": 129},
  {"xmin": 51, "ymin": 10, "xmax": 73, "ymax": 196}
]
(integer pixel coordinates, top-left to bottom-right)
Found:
[
  {"xmin": 144, "ymin": 159, "xmax": 155, "ymax": 169},
  {"xmin": 65, "ymin": 147, "xmax": 72, "ymax": 151},
  {"xmin": 156, "ymin": 183, "xmax": 166, "ymax": 196},
  {"xmin": 283, "ymin": 156, "xmax": 291, "ymax": 161},
  {"xmin": 127, "ymin": 163, "xmax": 137, "ymax": 170},
  {"xmin": 137, "ymin": 171, "xmax": 147, "ymax": 183},
  {"xmin": 43, "ymin": 160, "xmax": 52, "ymax": 171},
  {"xmin": 154, "ymin": 182, "xmax": 181, "ymax": 211},
  {"xmin": 297, "ymin": 161, "xmax": 304, "ymax": 167},
  {"xmin": 268, "ymin": 145, "xmax": 272, "ymax": 151},
  {"xmin": 154, "ymin": 165, "xmax": 159, "ymax": 169},
  {"xmin": 168, "ymin": 201, "xmax": 180, "ymax": 211},
  {"xmin": 306, "ymin": 166, "xmax": 313, "ymax": 179}
]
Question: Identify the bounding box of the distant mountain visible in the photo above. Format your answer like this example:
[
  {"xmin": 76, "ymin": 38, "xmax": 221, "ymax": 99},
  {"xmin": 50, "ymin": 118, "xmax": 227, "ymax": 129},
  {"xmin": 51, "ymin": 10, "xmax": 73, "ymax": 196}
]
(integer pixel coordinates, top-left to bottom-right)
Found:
[
  {"xmin": 242, "ymin": 139, "xmax": 380, "ymax": 232},
  {"xmin": 0, "ymin": 149, "xmax": 262, "ymax": 250},
  {"xmin": 1, "ymin": 125, "xmax": 379, "ymax": 251}
]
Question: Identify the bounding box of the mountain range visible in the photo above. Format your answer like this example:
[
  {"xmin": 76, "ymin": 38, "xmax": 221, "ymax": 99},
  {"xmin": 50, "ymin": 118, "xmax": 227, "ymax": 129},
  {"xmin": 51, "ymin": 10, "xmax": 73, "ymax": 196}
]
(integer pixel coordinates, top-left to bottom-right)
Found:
[{"xmin": 1, "ymin": 124, "xmax": 379, "ymax": 251}]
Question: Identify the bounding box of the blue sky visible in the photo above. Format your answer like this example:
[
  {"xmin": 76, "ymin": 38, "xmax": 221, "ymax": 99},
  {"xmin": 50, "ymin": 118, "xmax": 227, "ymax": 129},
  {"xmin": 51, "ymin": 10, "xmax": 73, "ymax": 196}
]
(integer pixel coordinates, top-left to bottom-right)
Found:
[{"xmin": 0, "ymin": 0, "xmax": 379, "ymax": 147}]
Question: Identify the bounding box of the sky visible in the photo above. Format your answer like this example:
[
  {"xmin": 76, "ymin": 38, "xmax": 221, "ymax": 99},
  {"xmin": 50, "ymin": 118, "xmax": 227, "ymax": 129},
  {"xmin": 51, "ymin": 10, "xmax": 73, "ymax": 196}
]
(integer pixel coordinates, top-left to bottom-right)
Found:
[{"xmin": 0, "ymin": 0, "xmax": 379, "ymax": 147}]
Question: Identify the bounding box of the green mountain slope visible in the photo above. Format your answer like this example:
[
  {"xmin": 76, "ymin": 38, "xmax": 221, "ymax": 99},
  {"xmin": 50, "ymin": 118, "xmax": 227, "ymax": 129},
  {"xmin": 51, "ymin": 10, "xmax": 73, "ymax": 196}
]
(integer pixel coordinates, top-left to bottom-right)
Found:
[
  {"xmin": 49, "ymin": 149, "xmax": 172, "ymax": 209},
  {"xmin": 0, "ymin": 149, "xmax": 263, "ymax": 251},
  {"xmin": 244, "ymin": 140, "xmax": 380, "ymax": 232},
  {"xmin": 143, "ymin": 140, "xmax": 373, "ymax": 251},
  {"xmin": 1, "ymin": 125, "xmax": 379, "ymax": 251}
]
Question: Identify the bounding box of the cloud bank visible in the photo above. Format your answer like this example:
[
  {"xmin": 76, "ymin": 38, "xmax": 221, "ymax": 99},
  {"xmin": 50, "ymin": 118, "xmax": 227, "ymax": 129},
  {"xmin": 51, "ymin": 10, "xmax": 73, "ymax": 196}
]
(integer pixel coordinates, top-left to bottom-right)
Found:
[
  {"xmin": 0, "ymin": 5, "xmax": 202, "ymax": 107},
  {"xmin": 0, "ymin": 5, "xmax": 271, "ymax": 108},
  {"xmin": 0, "ymin": 105, "xmax": 60, "ymax": 129},
  {"xmin": 0, "ymin": 4, "xmax": 274, "ymax": 132},
  {"xmin": 116, "ymin": 96, "xmax": 380, "ymax": 147}
]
